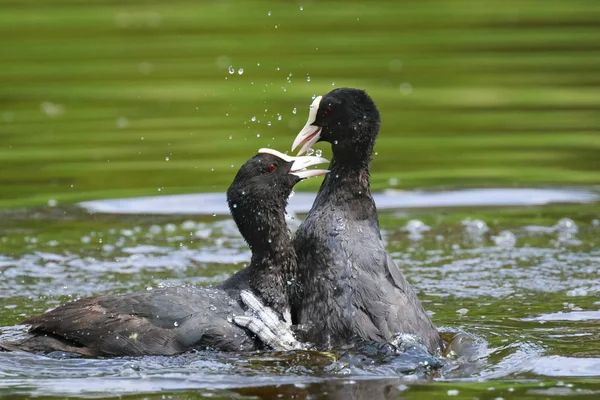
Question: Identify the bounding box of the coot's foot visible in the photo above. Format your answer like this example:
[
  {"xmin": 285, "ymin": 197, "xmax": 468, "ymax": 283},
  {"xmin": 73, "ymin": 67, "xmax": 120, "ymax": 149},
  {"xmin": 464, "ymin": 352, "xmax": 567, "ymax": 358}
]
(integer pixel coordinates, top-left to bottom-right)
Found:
[{"xmin": 235, "ymin": 290, "xmax": 303, "ymax": 351}]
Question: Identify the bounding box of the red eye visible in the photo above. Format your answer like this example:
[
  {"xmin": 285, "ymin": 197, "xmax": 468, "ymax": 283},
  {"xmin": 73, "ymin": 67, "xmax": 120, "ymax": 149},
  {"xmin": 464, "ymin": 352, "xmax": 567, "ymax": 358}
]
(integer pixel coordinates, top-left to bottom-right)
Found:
[
  {"xmin": 267, "ymin": 163, "xmax": 277, "ymax": 173},
  {"xmin": 324, "ymin": 107, "xmax": 333, "ymax": 116}
]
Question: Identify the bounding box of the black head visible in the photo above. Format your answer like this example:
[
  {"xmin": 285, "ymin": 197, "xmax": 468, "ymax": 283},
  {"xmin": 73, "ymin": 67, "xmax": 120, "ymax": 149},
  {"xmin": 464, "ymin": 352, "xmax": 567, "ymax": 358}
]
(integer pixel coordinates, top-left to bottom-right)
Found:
[
  {"xmin": 292, "ymin": 88, "xmax": 381, "ymax": 161},
  {"xmin": 227, "ymin": 149, "xmax": 328, "ymax": 250}
]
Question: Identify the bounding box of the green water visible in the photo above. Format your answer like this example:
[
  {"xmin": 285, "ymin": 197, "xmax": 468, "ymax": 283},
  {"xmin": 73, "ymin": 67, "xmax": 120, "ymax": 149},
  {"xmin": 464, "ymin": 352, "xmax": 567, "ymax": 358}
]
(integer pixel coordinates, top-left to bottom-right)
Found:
[
  {"xmin": 1, "ymin": 0, "xmax": 600, "ymax": 398},
  {"xmin": 1, "ymin": 0, "xmax": 599, "ymax": 208}
]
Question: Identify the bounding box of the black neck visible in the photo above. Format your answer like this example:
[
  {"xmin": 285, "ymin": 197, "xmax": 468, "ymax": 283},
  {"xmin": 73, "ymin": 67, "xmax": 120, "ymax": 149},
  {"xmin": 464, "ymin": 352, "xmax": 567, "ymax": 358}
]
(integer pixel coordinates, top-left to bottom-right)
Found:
[
  {"xmin": 310, "ymin": 148, "xmax": 380, "ymax": 234},
  {"xmin": 234, "ymin": 205, "xmax": 296, "ymax": 312},
  {"xmin": 330, "ymin": 142, "xmax": 373, "ymax": 171}
]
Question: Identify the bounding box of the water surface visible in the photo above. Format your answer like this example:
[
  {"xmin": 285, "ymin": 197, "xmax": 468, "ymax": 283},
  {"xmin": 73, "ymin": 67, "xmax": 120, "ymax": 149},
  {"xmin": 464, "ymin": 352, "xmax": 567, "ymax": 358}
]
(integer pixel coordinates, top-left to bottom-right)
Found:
[
  {"xmin": 1, "ymin": 188, "xmax": 599, "ymax": 399},
  {"xmin": 79, "ymin": 187, "xmax": 599, "ymax": 215}
]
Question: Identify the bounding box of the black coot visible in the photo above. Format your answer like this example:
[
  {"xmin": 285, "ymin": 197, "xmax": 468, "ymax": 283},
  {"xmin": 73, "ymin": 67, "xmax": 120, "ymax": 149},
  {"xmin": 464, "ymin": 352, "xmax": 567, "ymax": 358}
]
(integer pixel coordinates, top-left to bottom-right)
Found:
[
  {"xmin": 0, "ymin": 149, "xmax": 328, "ymax": 357},
  {"xmin": 290, "ymin": 88, "xmax": 444, "ymax": 354}
]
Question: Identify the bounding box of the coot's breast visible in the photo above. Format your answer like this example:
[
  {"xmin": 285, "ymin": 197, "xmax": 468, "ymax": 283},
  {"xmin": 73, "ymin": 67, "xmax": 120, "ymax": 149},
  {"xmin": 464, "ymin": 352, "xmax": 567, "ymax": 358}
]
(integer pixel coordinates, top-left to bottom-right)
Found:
[{"xmin": 295, "ymin": 208, "xmax": 443, "ymax": 353}]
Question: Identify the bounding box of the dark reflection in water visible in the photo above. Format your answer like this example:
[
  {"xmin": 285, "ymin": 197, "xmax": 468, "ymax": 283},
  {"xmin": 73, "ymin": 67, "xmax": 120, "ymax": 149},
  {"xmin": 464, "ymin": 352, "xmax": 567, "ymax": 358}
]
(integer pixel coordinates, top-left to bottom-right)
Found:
[{"xmin": 233, "ymin": 378, "xmax": 410, "ymax": 400}]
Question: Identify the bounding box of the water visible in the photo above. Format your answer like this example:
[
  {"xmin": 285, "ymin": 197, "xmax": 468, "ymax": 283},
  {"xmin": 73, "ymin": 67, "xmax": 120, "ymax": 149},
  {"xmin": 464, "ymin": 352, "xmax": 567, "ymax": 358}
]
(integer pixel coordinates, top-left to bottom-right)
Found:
[
  {"xmin": 79, "ymin": 187, "xmax": 598, "ymax": 215},
  {"xmin": 1, "ymin": 188, "xmax": 600, "ymax": 399}
]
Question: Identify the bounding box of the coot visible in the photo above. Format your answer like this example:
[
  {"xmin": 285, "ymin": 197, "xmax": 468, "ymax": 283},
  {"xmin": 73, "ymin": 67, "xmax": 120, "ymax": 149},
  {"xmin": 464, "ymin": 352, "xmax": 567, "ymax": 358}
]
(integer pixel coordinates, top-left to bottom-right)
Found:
[
  {"xmin": 0, "ymin": 149, "xmax": 328, "ymax": 357},
  {"xmin": 291, "ymin": 88, "xmax": 444, "ymax": 354}
]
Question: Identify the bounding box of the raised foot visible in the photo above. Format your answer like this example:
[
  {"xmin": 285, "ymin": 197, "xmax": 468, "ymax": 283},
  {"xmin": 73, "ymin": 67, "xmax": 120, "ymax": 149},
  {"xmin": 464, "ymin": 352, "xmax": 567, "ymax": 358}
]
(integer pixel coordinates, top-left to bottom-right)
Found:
[{"xmin": 234, "ymin": 290, "xmax": 302, "ymax": 351}]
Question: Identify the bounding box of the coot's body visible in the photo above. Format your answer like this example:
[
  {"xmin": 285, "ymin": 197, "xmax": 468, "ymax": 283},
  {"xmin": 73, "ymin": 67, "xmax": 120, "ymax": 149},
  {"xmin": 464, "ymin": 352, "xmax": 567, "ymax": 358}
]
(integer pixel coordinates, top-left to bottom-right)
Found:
[
  {"xmin": 0, "ymin": 149, "xmax": 328, "ymax": 357},
  {"xmin": 291, "ymin": 89, "xmax": 444, "ymax": 354},
  {"xmin": 8, "ymin": 286, "xmax": 255, "ymax": 356}
]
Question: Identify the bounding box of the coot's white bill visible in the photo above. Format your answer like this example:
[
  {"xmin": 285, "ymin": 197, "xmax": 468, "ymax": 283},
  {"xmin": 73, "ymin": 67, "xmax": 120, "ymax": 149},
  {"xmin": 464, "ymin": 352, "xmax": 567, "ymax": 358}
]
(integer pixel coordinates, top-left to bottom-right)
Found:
[
  {"xmin": 291, "ymin": 95, "xmax": 323, "ymax": 155},
  {"xmin": 258, "ymin": 148, "xmax": 329, "ymax": 179}
]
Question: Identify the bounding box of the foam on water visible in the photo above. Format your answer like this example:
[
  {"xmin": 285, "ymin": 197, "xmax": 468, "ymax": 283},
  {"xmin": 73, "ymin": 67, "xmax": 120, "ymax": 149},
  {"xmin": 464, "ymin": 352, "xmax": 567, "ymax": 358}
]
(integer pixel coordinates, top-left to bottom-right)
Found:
[{"xmin": 522, "ymin": 310, "xmax": 600, "ymax": 322}]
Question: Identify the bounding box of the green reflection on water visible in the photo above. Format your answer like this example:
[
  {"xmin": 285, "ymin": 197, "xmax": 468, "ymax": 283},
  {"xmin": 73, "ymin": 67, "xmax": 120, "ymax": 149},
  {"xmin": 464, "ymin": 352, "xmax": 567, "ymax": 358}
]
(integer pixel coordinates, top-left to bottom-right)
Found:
[{"xmin": 1, "ymin": 0, "xmax": 599, "ymax": 208}]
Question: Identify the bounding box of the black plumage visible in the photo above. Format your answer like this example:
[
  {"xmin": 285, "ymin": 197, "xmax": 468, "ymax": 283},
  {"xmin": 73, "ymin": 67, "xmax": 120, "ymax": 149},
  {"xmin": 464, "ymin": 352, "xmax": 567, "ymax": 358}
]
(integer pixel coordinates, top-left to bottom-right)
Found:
[
  {"xmin": 291, "ymin": 88, "xmax": 444, "ymax": 354},
  {"xmin": 1, "ymin": 151, "xmax": 324, "ymax": 357}
]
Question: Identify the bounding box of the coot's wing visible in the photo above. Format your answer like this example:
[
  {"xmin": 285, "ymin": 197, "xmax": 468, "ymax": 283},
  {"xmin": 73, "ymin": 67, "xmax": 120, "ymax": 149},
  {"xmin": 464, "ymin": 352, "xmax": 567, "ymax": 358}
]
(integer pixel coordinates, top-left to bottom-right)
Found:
[
  {"xmin": 349, "ymin": 245, "xmax": 443, "ymax": 354},
  {"xmin": 351, "ymin": 248, "xmax": 394, "ymax": 342},
  {"xmin": 20, "ymin": 287, "xmax": 255, "ymax": 356},
  {"xmin": 381, "ymin": 252, "xmax": 444, "ymax": 353}
]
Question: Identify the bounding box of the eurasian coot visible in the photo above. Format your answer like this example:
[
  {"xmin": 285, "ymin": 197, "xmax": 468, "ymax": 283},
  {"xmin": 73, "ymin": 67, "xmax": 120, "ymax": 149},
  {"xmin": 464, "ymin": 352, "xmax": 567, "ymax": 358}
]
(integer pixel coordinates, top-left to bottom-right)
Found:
[
  {"xmin": 291, "ymin": 88, "xmax": 444, "ymax": 354},
  {"xmin": 0, "ymin": 149, "xmax": 328, "ymax": 357}
]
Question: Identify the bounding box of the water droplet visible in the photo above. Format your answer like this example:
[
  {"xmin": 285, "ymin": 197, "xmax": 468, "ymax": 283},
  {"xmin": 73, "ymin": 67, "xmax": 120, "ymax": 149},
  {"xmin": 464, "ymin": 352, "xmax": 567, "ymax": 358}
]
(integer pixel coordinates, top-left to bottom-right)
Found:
[
  {"xmin": 267, "ymin": 10, "xmax": 271, "ymax": 16},
  {"xmin": 146, "ymin": 286, "xmax": 153, "ymax": 291},
  {"xmin": 492, "ymin": 230, "xmax": 516, "ymax": 247},
  {"xmin": 292, "ymin": 107, "xmax": 297, "ymax": 114},
  {"xmin": 238, "ymin": 68, "xmax": 244, "ymax": 75},
  {"xmin": 116, "ymin": 117, "xmax": 129, "ymax": 129},
  {"xmin": 277, "ymin": 114, "xmax": 282, "ymax": 121},
  {"xmin": 174, "ymin": 321, "xmax": 179, "ymax": 327},
  {"xmin": 256, "ymin": 133, "xmax": 261, "ymax": 137},
  {"xmin": 332, "ymin": 82, "xmax": 335, "ymax": 86},
  {"xmin": 267, "ymin": 121, "xmax": 272, "ymax": 126},
  {"xmin": 299, "ymin": 5, "xmax": 304, "ymax": 10},
  {"xmin": 399, "ymin": 82, "xmax": 413, "ymax": 95},
  {"xmin": 315, "ymin": 149, "xmax": 322, "ymax": 157},
  {"xmin": 228, "ymin": 135, "xmax": 232, "ymax": 139},
  {"xmin": 230, "ymin": 164, "xmax": 234, "ymax": 168},
  {"xmin": 228, "ymin": 65, "xmax": 234, "ymax": 74},
  {"xmin": 251, "ymin": 116, "xmax": 256, "ymax": 122},
  {"xmin": 404, "ymin": 220, "xmax": 430, "ymax": 237},
  {"xmin": 267, "ymin": 238, "xmax": 272, "ymax": 243},
  {"xmin": 555, "ymin": 218, "xmax": 578, "ymax": 234},
  {"xmin": 306, "ymin": 148, "xmax": 314, "ymax": 156},
  {"xmin": 232, "ymin": 204, "xmax": 237, "ymax": 208},
  {"xmin": 257, "ymin": 62, "xmax": 261, "ymax": 66},
  {"xmin": 333, "ymin": 140, "xmax": 338, "ymax": 144},
  {"xmin": 165, "ymin": 156, "xmax": 169, "ymax": 161},
  {"xmin": 306, "ymin": 75, "xmax": 311, "ymax": 82},
  {"xmin": 461, "ymin": 218, "xmax": 488, "ymax": 238}
]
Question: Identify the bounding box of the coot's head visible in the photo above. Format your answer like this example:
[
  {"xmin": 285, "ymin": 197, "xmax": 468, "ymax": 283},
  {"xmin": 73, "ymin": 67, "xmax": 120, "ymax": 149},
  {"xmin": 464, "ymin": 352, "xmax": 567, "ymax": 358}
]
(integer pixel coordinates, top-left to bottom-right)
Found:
[
  {"xmin": 291, "ymin": 88, "xmax": 381, "ymax": 159},
  {"xmin": 227, "ymin": 149, "xmax": 329, "ymax": 248}
]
